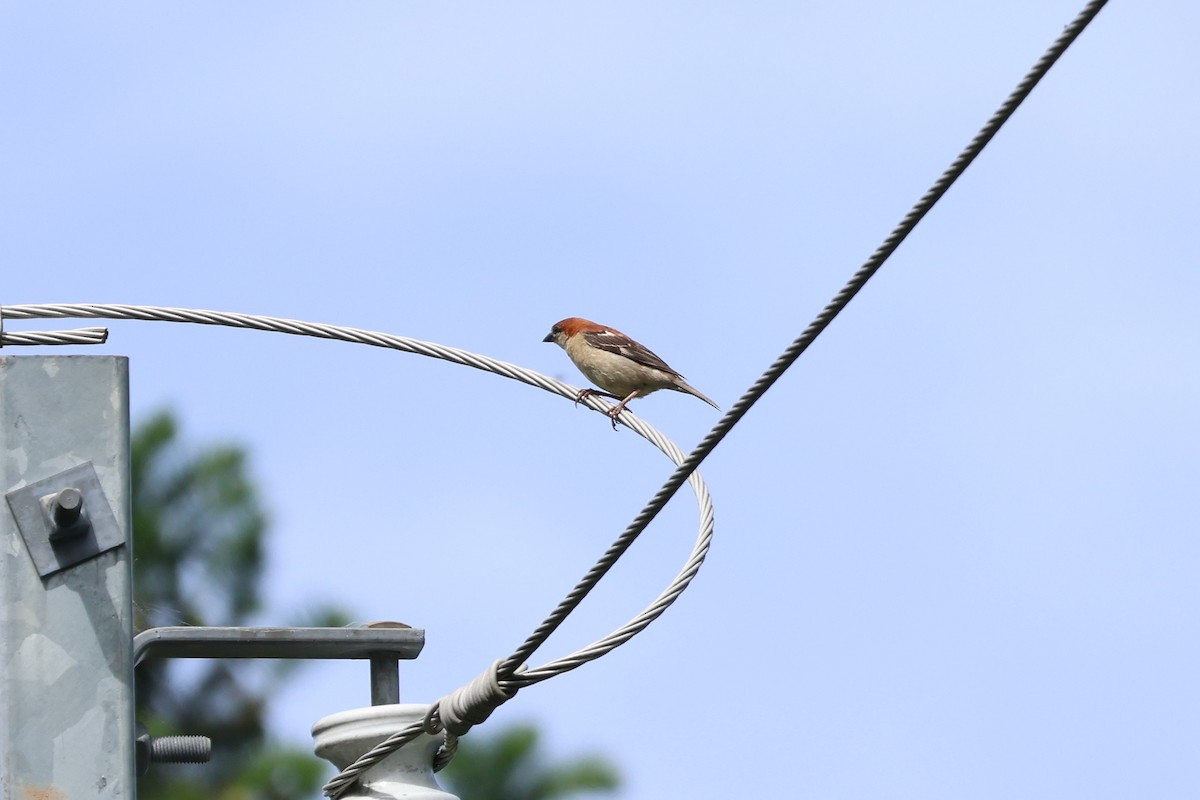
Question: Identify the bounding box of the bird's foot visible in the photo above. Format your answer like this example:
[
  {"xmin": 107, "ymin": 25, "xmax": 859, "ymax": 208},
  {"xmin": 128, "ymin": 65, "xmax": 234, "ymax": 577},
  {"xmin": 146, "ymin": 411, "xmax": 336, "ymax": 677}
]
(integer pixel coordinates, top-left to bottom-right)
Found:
[{"xmin": 574, "ymin": 388, "xmax": 621, "ymax": 407}]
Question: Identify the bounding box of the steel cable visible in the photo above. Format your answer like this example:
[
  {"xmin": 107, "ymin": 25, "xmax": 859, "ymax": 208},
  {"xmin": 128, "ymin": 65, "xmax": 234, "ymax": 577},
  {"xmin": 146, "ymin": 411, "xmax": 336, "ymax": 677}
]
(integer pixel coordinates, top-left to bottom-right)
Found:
[{"xmin": 499, "ymin": 0, "xmax": 1110, "ymax": 675}]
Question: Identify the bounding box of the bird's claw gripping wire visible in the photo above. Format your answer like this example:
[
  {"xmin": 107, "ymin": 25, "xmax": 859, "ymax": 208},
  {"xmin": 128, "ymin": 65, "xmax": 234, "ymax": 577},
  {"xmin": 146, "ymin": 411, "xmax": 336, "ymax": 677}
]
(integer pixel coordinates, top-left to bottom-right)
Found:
[
  {"xmin": 573, "ymin": 387, "xmax": 619, "ymax": 407},
  {"xmin": 572, "ymin": 387, "xmax": 626, "ymax": 429}
]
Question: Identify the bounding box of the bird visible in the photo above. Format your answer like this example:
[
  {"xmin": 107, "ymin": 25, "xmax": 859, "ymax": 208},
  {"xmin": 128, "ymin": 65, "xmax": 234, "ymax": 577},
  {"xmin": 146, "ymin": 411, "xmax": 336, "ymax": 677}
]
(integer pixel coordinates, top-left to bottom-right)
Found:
[{"xmin": 543, "ymin": 317, "xmax": 719, "ymax": 429}]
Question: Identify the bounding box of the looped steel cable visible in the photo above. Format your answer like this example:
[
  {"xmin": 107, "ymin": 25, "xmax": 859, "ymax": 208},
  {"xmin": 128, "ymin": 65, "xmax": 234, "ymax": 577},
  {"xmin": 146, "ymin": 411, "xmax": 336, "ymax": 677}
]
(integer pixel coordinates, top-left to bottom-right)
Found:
[{"xmin": 0, "ymin": 302, "xmax": 716, "ymax": 797}]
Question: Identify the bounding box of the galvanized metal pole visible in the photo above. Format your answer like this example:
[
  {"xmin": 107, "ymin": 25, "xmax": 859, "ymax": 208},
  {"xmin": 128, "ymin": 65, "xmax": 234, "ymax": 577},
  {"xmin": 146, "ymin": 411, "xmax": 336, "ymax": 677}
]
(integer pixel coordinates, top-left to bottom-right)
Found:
[{"xmin": 0, "ymin": 356, "xmax": 135, "ymax": 799}]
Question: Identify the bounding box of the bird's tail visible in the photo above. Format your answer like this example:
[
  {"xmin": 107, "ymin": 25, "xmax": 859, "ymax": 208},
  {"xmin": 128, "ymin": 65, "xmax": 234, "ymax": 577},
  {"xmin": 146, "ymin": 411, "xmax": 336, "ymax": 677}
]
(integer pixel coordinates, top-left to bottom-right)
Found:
[{"xmin": 674, "ymin": 379, "xmax": 720, "ymax": 411}]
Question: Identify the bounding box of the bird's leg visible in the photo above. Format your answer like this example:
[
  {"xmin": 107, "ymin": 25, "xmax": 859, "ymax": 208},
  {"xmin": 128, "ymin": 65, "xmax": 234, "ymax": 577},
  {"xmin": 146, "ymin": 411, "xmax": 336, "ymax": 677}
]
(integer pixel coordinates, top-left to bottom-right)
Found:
[
  {"xmin": 606, "ymin": 391, "xmax": 640, "ymax": 430},
  {"xmin": 573, "ymin": 388, "xmax": 620, "ymax": 407}
]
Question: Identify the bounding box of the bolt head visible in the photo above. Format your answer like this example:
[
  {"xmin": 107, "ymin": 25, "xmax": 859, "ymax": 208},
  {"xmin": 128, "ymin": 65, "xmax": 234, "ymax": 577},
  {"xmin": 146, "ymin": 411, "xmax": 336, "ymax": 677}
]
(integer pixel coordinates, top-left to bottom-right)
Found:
[{"xmin": 51, "ymin": 487, "xmax": 84, "ymax": 525}]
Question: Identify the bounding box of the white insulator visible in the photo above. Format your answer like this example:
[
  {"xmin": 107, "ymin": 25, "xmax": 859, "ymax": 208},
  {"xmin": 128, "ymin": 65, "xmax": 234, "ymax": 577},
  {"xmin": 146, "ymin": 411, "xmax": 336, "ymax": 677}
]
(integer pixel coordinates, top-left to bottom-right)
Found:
[{"xmin": 313, "ymin": 705, "xmax": 458, "ymax": 800}]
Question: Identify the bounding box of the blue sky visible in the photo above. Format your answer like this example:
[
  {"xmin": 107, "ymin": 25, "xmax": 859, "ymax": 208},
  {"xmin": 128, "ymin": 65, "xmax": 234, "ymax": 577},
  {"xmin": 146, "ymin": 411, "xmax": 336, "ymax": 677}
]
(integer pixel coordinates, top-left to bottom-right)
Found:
[{"xmin": 3, "ymin": 2, "xmax": 1199, "ymax": 798}]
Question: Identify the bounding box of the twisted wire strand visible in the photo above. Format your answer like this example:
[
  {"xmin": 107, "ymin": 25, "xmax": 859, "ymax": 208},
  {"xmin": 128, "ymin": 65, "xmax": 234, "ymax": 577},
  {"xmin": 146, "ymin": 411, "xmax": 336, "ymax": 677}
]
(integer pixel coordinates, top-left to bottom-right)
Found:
[
  {"xmin": 321, "ymin": 718, "xmax": 429, "ymax": 798},
  {"xmin": 500, "ymin": 0, "xmax": 1110, "ymax": 673},
  {"xmin": 1, "ymin": 304, "xmax": 579, "ymax": 394},
  {"xmin": 514, "ymin": 416, "xmax": 712, "ymax": 684},
  {"xmin": 0, "ymin": 327, "xmax": 109, "ymax": 347}
]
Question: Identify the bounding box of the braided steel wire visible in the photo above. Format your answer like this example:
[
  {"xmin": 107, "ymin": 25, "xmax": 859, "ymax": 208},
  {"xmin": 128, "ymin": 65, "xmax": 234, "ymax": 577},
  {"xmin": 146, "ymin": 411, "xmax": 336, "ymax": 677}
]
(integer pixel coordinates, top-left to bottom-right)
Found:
[
  {"xmin": 500, "ymin": 0, "xmax": 1110, "ymax": 674},
  {"xmin": 0, "ymin": 327, "xmax": 109, "ymax": 347},
  {"xmin": 1, "ymin": 304, "xmax": 580, "ymax": 392}
]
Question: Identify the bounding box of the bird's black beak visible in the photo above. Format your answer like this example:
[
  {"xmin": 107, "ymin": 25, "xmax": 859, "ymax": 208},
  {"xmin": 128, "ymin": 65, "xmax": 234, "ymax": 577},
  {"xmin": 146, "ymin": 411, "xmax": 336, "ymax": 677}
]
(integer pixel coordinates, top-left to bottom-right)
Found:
[{"xmin": 542, "ymin": 332, "xmax": 554, "ymax": 343}]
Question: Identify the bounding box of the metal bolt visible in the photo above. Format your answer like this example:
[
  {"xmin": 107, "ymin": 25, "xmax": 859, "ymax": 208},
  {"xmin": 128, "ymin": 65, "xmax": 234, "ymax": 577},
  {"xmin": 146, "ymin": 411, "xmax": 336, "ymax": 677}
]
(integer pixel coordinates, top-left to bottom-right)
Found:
[
  {"xmin": 46, "ymin": 487, "xmax": 90, "ymax": 543},
  {"xmin": 51, "ymin": 487, "xmax": 83, "ymax": 526},
  {"xmin": 148, "ymin": 735, "xmax": 212, "ymax": 764},
  {"xmin": 136, "ymin": 730, "xmax": 212, "ymax": 775}
]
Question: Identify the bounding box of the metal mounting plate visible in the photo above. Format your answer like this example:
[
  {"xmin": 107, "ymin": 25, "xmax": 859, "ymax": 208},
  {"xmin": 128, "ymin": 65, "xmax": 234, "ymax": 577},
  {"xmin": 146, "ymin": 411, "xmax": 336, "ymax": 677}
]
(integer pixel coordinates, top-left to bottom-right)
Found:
[{"xmin": 5, "ymin": 461, "xmax": 124, "ymax": 577}]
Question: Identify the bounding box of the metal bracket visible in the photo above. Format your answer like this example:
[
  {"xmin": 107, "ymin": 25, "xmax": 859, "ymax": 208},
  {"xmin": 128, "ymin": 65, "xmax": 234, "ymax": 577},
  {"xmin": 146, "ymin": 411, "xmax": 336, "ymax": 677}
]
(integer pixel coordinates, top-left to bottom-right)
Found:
[
  {"xmin": 133, "ymin": 623, "xmax": 425, "ymax": 665},
  {"xmin": 5, "ymin": 461, "xmax": 124, "ymax": 577},
  {"xmin": 134, "ymin": 623, "xmax": 424, "ymax": 709}
]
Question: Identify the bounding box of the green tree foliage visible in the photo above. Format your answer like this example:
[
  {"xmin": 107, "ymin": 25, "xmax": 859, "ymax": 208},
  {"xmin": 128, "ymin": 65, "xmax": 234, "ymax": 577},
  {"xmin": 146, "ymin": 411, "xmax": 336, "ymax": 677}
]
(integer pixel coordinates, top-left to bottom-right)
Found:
[
  {"xmin": 132, "ymin": 410, "xmax": 347, "ymax": 800},
  {"xmin": 441, "ymin": 725, "xmax": 620, "ymax": 800}
]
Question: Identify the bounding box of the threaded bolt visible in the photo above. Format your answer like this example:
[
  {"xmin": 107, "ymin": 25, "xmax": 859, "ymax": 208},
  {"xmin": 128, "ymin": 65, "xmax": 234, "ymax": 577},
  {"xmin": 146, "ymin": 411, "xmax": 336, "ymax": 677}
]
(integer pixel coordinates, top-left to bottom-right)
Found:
[
  {"xmin": 150, "ymin": 734, "xmax": 211, "ymax": 763},
  {"xmin": 137, "ymin": 733, "xmax": 212, "ymax": 774}
]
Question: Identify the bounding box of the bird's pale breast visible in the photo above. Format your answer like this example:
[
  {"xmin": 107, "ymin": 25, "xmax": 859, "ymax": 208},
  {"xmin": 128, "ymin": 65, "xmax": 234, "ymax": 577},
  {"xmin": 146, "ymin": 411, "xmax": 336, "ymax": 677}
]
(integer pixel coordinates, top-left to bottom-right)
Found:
[{"xmin": 566, "ymin": 337, "xmax": 669, "ymax": 397}]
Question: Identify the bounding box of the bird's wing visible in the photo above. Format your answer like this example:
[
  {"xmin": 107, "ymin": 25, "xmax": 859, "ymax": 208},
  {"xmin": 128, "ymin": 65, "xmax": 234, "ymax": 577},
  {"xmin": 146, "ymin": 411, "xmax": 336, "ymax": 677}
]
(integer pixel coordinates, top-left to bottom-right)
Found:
[{"xmin": 582, "ymin": 329, "xmax": 682, "ymax": 377}]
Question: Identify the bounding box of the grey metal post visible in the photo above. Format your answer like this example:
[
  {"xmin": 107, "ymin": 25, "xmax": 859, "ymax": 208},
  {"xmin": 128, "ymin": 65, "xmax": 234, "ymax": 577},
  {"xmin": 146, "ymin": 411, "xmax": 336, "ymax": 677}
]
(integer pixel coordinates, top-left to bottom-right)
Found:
[{"xmin": 0, "ymin": 356, "xmax": 135, "ymax": 799}]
